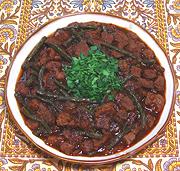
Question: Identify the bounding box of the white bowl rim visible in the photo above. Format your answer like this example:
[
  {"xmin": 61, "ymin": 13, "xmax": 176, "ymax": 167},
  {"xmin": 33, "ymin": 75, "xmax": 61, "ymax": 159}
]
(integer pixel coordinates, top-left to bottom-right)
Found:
[{"xmin": 5, "ymin": 13, "xmax": 176, "ymax": 164}]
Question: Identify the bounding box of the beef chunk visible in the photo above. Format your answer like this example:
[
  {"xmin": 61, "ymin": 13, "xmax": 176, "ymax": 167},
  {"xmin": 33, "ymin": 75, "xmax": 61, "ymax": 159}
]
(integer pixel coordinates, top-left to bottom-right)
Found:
[
  {"xmin": 95, "ymin": 102, "xmax": 116, "ymax": 130},
  {"xmin": 55, "ymin": 71, "xmax": 65, "ymax": 80},
  {"xmin": 45, "ymin": 61, "xmax": 61, "ymax": 72},
  {"xmin": 143, "ymin": 69, "xmax": 157, "ymax": 79},
  {"xmin": 25, "ymin": 119, "xmax": 39, "ymax": 130},
  {"xmin": 43, "ymin": 72, "xmax": 57, "ymax": 91},
  {"xmin": 27, "ymin": 99, "xmax": 55, "ymax": 125},
  {"xmin": 46, "ymin": 30, "xmax": 70, "ymax": 45},
  {"xmin": 63, "ymin": 101, "xmax": 76, "ymax": 112},
  {"xmin": 96, "ymin": 115, "xmax": 111, "ymax": 130},
  {"xmin": 125, "ymin": 80, "xmax": 142, "ymax": 91},
  {"xmin": 139, "ymin": 78, "xmax": 154, "ymax": 89},
  {"xmin": 81, "ymin": 140, "xmax": 94, "ymax": 153},
  {"xmin": 145, "ymin": 92, "xmax": 165, "ymax": 113},
  {"xmin": 60, "ymin": 142, "xmax": 74, "ymax": 155},
  {"xmin": 154, "ymin": 76, "xmax": 165, "ymax": 92},
  {"xmin": 111, "ymin": 50, "xmax": 123, "ymax": 58},
  {"xmin": 56, "ymin": 112, "xmax": 76, "ymax": 127},
  {"xmin": 28, "ymin": 99, "xmax": 39, "ymax": 110},
  {"xmin": 114, "ymin": 30, "xmax": 128, "ymax": 48},
  {"xmin": 16, "ymin": 82, "xmax": 29, "ymax": 95},
  {"xmin": 126, "ymin": 31, "xmax": 139, "ymax": 40},
  {"xmin": 146, "ymin": 114, "xmax": 156, "ymax": 128},
  {"xmin": 101, "ymin": 31, "xmax": 113, "ymax": 43},
  {"xmin": 38, "ymin": 48, "xmax": 60, "ymax": 66},
  {"xmin": 62, "ymin": 130, "xmax": 83, "ymax": 143},
  {"xmin": 45, "ymin": 61, "xmax": 65, "ymax": 80},
  {"xmin": 93, "ymin": 133, "xmax": 110, "ymax": 149},
  {"xmin": 116, "ymin": 93, "xmax": 135, "ymax": 111},
  {"xmin": 95, "ymin": 102, "xmax": 116, "ymax": 117},
  {"xmin": 36, "ymin": 103, "xmax": 55, "ymax": 125},
  {"xmin": 46, "ymin": 135, "xmax": 64, "ymax": 146},
  {"xmin": 132, "ymin": 122, "xmax": 142, "ymax": 135},
  {"xmin": 114, "ymin": 109, "xmax": 128, "ymax": 123},
  {"xmin": 126, "ymin": 39, "xmax": 145, "ymax": 56},
  {"xmin": 85, "ymin": 30, "xmax": 100, "ymax": 39},
  {"xmin": 143, "ymin": 48, "xmax": 155, "ymax": 59},
  {"xmin": 130, "ymin": 66, "xmax": 141, "ymax": 77},
  {"xmin": 72, "ymin": 107, "xmax": 92, "ymax": 130},
  {"xmin": 123, "ymin": 132, "xmax": 136, "ymax": 145},
  {"xmin": 74, "ymin": 41, "xmax": 89, "ymax": 56},
  {"xmin": 95, "ymin": 103, "xmax": 114, "ymax": 129}
]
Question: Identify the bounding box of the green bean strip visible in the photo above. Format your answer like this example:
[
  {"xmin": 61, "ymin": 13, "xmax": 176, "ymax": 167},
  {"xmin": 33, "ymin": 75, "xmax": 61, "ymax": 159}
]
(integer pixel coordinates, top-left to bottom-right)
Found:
[
  {"xmin": 63, "ymin": 35, "xmax": 76, "ymax": 47},
  {"xmin": 64, "ymin": 25, "xmax": 97, "ymax": 30},
  {"xmin": 56, "ymin": 96, "xmax": 97, "ymax": 103},
  {"xmin": 74, "ymin": 129, "xmax": 102, "ymax": 139},
  {"xmin": 23, "ymin": 108, "xmax": 51, "ymax": 134},
  {"xmin": 108, "ymin": 123, "xmax": 133, "ymax": 149},
  {"xmin": 36, "ymin": 90, "xmax": 97, "ymax": 104},
  {"xmin": 15, "ymin": 93, "xmax": 51, "ymax": 133},
  {"xmin": 101, "ymin": 42, "xmax": 155, "ymax": 66},
  {"xmin": 101, "ymin": 42, "xmax": 138, "ymax": 60},
  {"xmin": 27, "ymin": 94, "xmax": 59, "ymax": 112},
  {"xmin": 23, "ymin": 36, "xmax": 47, "ymax": 69},
  {"xmin": 38, "ymin": 66, "xmax": 45, "ymax": 90},
  {"xmin": 25, "ymin": 75, "xmax": 37, "ymax": 87},
  {"xmin": 122, "ymin": 75, "xmax": 133, "ymax": 85},
  {"xmin": 45, "ymin": 42, "xmax": 71, "ymax": 62},
  {"xmin": 54, "ymin": 79, "xmax": 68, "ymax": 90},
  {"xmin": 54, "ymin": 79, "xmax": 69, "ymax": 96},
  {"xmin": 125, "ymin": 89, "xmax": 146, "ymax": 128}
]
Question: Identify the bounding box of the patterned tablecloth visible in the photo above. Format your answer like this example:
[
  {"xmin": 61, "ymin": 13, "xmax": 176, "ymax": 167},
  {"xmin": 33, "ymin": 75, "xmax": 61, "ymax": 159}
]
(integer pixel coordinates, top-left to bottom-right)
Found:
[{"xmin": 0, "ymin": 0, "xmax": 180, "ymax": 170}]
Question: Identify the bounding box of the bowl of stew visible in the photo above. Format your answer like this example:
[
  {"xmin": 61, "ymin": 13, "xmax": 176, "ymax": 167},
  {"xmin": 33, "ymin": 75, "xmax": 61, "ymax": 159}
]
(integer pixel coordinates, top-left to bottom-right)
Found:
[{"xmin": 6, "ymin": 14, "xmax": 175, "ymax": 164}]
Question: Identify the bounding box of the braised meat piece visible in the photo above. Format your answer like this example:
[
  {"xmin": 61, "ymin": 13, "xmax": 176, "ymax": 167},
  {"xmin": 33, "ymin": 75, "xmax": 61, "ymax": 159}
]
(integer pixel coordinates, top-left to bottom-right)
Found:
[
  {"xmin": 154, "ymin": 76, "xmax": 165, "ymax": 92},
  {"xmin": 56, "ymin": 112, "xmax": 76, "ymax": 127},
  {"xmin": 116, "ymin": 93, "xmax": 135, "ymax": 111},
  {"xmin": 143, "ymin": 69, "xmax": 157, "ymax": 79},
  {"xmin": 145, "ymin": 92, "xmax": 165, "ymax": 113}
]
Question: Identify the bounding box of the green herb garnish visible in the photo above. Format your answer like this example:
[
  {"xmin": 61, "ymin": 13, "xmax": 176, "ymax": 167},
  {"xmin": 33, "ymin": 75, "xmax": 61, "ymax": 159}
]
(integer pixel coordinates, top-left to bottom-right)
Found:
[{"xmin": 64, "ymin": 46, "xmax": 123, "ymax": 102}]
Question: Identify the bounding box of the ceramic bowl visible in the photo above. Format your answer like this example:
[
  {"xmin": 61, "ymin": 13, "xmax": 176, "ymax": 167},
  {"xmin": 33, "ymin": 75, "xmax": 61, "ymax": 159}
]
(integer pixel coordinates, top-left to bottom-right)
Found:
[{"xmin": 5, "ymin": 14, "xmax": 175, "ymax": 165}]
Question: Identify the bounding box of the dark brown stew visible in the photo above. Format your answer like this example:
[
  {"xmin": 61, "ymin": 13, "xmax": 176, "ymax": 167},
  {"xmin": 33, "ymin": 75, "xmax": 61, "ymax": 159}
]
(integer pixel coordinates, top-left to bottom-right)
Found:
[{"xmin": 15, "ymin": 22, "xmax": 165, "ymax": 156}]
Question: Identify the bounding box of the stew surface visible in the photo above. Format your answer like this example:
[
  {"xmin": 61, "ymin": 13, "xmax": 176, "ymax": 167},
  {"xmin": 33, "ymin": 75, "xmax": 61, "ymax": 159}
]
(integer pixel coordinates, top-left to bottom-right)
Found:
[{"xmin": 15, "ymin": 22, "xmax": 165, "ymax": 156}]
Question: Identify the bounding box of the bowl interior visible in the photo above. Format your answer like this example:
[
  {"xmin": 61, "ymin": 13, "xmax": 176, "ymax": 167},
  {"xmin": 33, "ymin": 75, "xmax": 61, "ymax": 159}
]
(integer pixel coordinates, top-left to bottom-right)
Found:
[{"xmin": 6, "ymin": 14, "xmax": 174, "ymax": 164}]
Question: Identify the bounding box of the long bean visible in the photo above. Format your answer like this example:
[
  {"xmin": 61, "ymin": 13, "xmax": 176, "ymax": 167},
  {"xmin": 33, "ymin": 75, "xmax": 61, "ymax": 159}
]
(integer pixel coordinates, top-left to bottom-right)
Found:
[
  {"xmin": 54, "ymin": 79, "xmax": 69, "ymax": 96},
  {"xmin": 125, "ymin": 89, "xmax": 146, "ymax": 128},
  {"xmin": 36, "ymin": 90, "xmax": 97, "ymax": 104},
  {"xmin": 56, "ymin": 95, "xmax": 97, "ymax": 103},
  {"xmin": 108, "ymin": 123, "xmax": 133, "ymax": 149},
  {"xmin": 38, "ymin": 66, "xmax": 45, "ymax": 90},
  {"xmin": 15, "ymin": 93, "xmax": 51, "ymax": 133},
  {"xmin": 63, "ymin": 25, "xmax": 97, "ymax": 30},
  {"xmin": 23, "ymin": 36, "xmax": 47, "ymax": 69},
  {"xmin": 27, "ymin": 94, "xmax": 59, "ymax": 112},
  {"xmin": 45, "ymin": 42, "xmax": 71, "ymax": 62},
  {"xmin": 122, "ymin": 75, "xmax": 133, "ymax": 85},
  {"xmin": 101, "ymin": 42, "xmax": 156, "ymax": 66},
  {"xmin": 54, "ymin": 79, "xmax": 67, "ymax": 90},
  {"xmin": 25, "ymin": 75, "xmax": 37, "ymax": 87},
  {"xmin": 101, "ymin": 42, "xmax": 138, "ymax": 60},
  {"xmin": 74, "ymin": 129, "xmax": 102, "ymax": 139}
]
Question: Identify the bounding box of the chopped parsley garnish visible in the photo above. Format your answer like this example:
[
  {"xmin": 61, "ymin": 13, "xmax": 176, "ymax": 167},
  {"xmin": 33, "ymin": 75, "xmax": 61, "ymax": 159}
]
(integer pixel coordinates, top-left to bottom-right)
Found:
[{"xmin": 64, "ymin": 46, "xmax": 123, "ymax": 102}]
